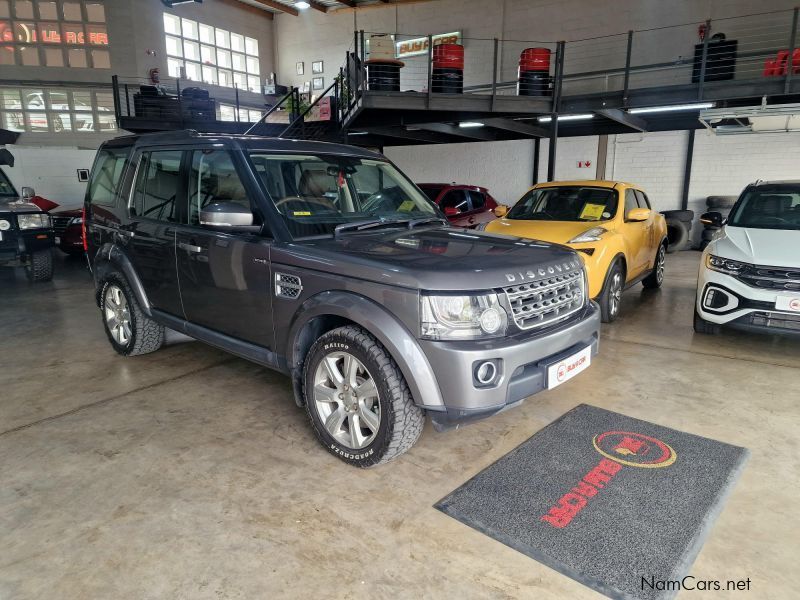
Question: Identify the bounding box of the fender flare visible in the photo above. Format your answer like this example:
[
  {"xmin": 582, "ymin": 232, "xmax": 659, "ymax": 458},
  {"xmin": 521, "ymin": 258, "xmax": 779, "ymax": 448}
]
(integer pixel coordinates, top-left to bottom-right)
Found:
[
  {"xmin": 91, "ymin": 243, "xmax": 152, "ymax": 316},
  {"xmin": 286, "ymin": 290, "xmax": 445, "ymax": 410}
]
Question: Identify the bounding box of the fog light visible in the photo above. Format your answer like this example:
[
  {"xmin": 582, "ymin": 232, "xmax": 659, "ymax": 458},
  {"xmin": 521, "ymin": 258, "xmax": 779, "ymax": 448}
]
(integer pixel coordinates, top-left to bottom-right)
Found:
[{"xmin": 473, "ymin": 360, "xmax": 501, "ymax": 387}]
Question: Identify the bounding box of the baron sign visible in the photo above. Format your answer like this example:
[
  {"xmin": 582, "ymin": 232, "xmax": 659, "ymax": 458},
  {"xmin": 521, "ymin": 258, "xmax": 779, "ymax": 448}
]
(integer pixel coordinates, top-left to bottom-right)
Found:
[{"xmin": 396, "ymin": 32, "xmax": 461, "ymax": 59}]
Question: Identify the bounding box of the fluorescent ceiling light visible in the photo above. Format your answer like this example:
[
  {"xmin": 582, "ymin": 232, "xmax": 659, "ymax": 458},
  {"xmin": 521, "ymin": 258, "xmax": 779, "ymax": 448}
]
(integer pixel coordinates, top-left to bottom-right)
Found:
[
  {"xmin": 538, "ymin": 114, "xmax": 594, "ymax": 123},
  {"xmin": 459, "ymin": 122, "xmax": 484, "ymax": 128},
  {"xmin": 348, "ymin": 131, "xmax": 369, "ymax": 136},
  {"xmin": 295, "ymin": 1, "xmax": 311, "ymax": 9},
  {"xmin": 628, "ymin": 102, "xmax": 714, "ymax": 114}
]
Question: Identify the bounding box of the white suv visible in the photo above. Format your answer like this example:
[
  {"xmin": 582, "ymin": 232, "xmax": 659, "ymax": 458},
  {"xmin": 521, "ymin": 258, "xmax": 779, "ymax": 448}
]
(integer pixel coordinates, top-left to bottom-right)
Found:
[{"xmin": 695, "ymin": 181, "xmax": 800, "ymax": 336}]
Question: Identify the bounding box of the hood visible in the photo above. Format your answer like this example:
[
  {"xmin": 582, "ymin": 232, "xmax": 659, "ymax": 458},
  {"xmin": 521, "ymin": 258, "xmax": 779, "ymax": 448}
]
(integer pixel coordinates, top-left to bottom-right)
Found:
[
  {"xmin": 487, "ymin": 218, "xmax": 604, "ymax": 245},
  {"xmin": 0, "ymin": 198, "xmax": 44, "ymax": 214},
  {"xmin": 272, "ymin": 227, "xmax": 581, "ymax": 291},
  {"xmin": 712, "ymin": 226, "xmax": 800, "ymax": 268},
  {"xmin": 51, "ymin": 208, "xmax": 82, "ymax": 218}
]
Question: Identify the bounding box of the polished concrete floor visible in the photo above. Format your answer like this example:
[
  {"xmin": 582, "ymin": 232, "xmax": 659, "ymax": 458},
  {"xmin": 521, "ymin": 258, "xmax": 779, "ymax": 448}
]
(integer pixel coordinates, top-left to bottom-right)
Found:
[{"xmin": 1, "ymin": 251, "xmax": 798, "ymax": 599}]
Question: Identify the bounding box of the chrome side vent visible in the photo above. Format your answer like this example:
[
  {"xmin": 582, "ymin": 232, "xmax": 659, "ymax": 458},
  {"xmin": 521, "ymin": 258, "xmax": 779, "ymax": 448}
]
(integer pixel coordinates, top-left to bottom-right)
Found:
[{"xmin": 275, "ymin": 273, "xmax": 303, "ymax": 299}]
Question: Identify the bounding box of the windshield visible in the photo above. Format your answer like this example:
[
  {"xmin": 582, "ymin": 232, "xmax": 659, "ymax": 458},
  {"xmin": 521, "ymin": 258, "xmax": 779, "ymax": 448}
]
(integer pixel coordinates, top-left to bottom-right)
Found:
[
  {"xmin": 507, "ymin": 186, "xmax": 618, "ymax": 222},
  {"xmin": 0, "ymin": 168, "xmax": 16, "ymax": 197},
  {"xmin": 249, "ymin": 153, "xmax": 439, "ymax": 237},
  {"xmin": 727, "ymin": 186, "xmax": 800, "ymax": 231}
]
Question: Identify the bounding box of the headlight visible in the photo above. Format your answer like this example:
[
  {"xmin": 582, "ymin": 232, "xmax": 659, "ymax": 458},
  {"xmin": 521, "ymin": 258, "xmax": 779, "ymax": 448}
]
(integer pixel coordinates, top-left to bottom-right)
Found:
[
  {"xmin": 69, "ymin": 217, "xmax": 84, "ymax": 226},
  {"xmin": 706, "ymin": 254, "xmax": 748, "ymax": 275},
  {"xmin": 421, "ymin": 293, "xmax": 508, "ymax": 340},
  {"xmin": 0, "ymin": 219, "xmax": 10, "ymax": 231},
  {"xmin": 17, "ymin": 214, "xmax": 50, "ymax": 229},
  {"xmin": 568, "ymin": 226, "xmax": 607, "ymax": 244}
]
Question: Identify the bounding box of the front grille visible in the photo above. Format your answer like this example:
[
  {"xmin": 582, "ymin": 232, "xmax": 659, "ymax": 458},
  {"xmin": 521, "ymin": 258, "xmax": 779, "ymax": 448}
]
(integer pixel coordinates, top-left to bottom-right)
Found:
[
  {"xmin": 503, "ymin": 268, "xmax": 585, "ymax": 330},
  {"xmin": 52, "ymin": 216, "xmax": 72, "ymax": 236},
  {"xmin": 747, "ymin": 311, "xmax": 800, "ymax": 331},
  {"xmin": 737, "ymin": 265, "xmax": 800, "ymax": 292}
]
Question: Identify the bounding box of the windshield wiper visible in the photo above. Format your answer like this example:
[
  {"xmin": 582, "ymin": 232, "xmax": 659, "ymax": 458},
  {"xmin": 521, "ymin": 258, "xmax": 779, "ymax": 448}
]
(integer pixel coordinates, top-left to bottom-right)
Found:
[
  {"xmin": 408, "ymin": 217, "xmax": 449, "ymax": 229},
  {"xmin": 334, "ymin": 218, "xmax": 410, "ymax": 237}
]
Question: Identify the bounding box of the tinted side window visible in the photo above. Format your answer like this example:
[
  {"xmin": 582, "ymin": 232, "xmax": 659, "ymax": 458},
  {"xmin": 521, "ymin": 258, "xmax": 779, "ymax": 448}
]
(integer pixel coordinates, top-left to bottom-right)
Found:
[
  {"xmin": 88, "ymin": 147, "xmax": 130, "ymax": 206},
  {"xmin": 132, "ymin": 150, "xmax": 182, "ymax": 222},
  {"xmin": 469, "ymin": 190, "xmax": 486, "ymax": 210},
  {"xmin": 187, "ymin": 150, "xmax": 256, "ymax": 226},
  {"xmin": 634, "ymin": 190, "xmax": 651, "ymax": 209},
  {"xmin": 420, "ymin": 187, "xmax": 442, "ymax": 202},
  {"xmin": 440, "ymin": 189, "xmax": 469, "ymax": 212},
  {"xmin": 624, "ymin": 189, "xmax": 638, "ymax": 219}
]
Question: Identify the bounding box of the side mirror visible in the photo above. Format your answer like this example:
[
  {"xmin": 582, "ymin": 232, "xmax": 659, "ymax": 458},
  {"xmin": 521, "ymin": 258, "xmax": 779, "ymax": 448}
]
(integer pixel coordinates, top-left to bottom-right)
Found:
[
  {"xmin": 494, "ymin": 205, "xmax": 509, "ymax": 218},
  {"xmin": 626, "ymin": 207, "xmax": 651, "ymax": 222},
  {"xmin": 21, "ymin": 186, "xmax": 35, "ymax": 200},
  {"xmin": 199, "ymin": 201, "xmax": 254, "ymax": 229},
  {"xmin": 700, "ymin": 211, "xmax": 724, "ymax": 228},
  {"xmin": 443, "ymin": 206, "xmax": 460, "ymax": 216}
]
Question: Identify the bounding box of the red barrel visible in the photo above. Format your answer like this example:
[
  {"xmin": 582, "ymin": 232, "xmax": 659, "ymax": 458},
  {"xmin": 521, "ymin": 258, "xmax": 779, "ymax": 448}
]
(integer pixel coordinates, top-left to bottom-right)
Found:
[
  {"xmin": 433, "ymin": 44, "xmax": 464, "ymax": 70},
  {"xmin": 519, "ymin": 47, "xmax": 551, "ymax": 73}
]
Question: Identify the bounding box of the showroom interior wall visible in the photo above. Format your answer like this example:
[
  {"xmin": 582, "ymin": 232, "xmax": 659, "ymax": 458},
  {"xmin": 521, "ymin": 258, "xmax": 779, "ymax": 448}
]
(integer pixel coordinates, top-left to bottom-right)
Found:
[{"xmin": 2, "ymin": 0, "xmax": 275, "ymax": 208}]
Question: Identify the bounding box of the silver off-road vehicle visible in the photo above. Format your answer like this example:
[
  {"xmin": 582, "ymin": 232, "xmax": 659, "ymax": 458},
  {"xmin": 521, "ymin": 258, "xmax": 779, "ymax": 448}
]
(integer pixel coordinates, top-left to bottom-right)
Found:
[{"xmin": 85, "ymin": 131, "xmax": 601, "ymax": 467}]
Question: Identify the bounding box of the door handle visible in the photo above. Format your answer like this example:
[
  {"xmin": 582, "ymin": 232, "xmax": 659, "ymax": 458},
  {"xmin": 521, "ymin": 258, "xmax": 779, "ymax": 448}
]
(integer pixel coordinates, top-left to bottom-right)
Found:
[{"xmin": 179, "ymin": 242, "xmax": 203, "ymax": 253}]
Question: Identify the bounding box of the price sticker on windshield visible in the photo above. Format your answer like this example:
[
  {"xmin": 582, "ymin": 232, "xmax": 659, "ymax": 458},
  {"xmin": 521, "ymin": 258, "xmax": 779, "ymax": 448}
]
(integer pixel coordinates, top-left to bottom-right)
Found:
[
  {"xmin": 398, "ymin": 200, "xmax": 416, "ymax": 212},
  {"xmin": 580, "ymin": 203, "xmax": 605, "ymax": 220}
]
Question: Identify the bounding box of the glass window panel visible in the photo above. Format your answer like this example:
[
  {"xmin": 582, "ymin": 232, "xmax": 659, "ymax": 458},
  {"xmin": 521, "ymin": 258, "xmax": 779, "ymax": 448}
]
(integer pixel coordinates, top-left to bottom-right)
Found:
[
  {"xmin": 198, "ymin": 23, "xmax": 214, "ymax": 44},
  {"xmin": 95, "ymin": 92, "xmax": 114, "ymax": 110},
  {"xmin": 184, "ymin": 61, "xmax": 200, "ymax": 81},
  {"xmin": 183, "ymin": 40, "xmax": 199, "ymax": 61},
  {"xmin": 86, "ymin": 2, "xmax": 105, "ymax": 22},
  {"xmin": 3, "ymin": 112, "xmax": 25, "ymax": 131},
  {"xmin": 230, "ymin": 33, "xmax": 244, "ymax": 53},
  {"xmin": 47, "ymin": 92, "xmax": 69, "ymax": 110},
  {"xmin": 0, "ymin": 0, "xmax": 9, "ymax": 18},
  {"xmin": 245, "ymin": 37, "xmax": 258, "ymax": 56},
  {"xmin": 67, "ymin": 48, "xmax": 87, "ymax": 67},
  {"xmin": 200, "ymin": 44, "xmax": 213, "ymax": 64},
  {"xmin": 38, "ymin": 22, "xmax": 61, "ymax": 43},
  {"xmin": 216, "ymin": 48, "xmax": 230, "ymax": 69},
  {"xmin": 219, "ymin": 104, "xmax": 235, "ymax": 122},
  {"xmin": 73, "ymin": 112, "xmax": 94, "ymax": 132},
  {"xmin": 53, "ymin": 112, "xmax": 71, "ymax": 132},
  {"xmin": 218, "ymin": 70, "xmax": 233, "ymax": 88},
  {"xmin": 233, "ymin": 71, "xmax": 246, "ymax": 90},
  {"xmin": 39, "ymin": 2, "xmax": 58, "ymax": 20},
  {"xmin": 165, "ymin": 35, "xmax": 182, "ymax": 57},
  {"xmin": 135, "ymin": 151, "xmax": 183, "ymax": 222},
  {"xmin": 19, "ymin": 46, "xmax": 40, "ymax": 66},
  {"xmin": 44, "ymin": 47, "xmax": 63, "ymax": 66},
  {"xmin": 86, "ymin": 24, "xmax": 108, "ymax": 46},
  {"xmin": 181, "ymin": 18, "xmax": 198, "ymax": 40},
  {"xmin": 231, "ymin": 52, "xmax": 245, "ymax": 71},
  {"xmin": 163, "ymin": 13, "xmax": 181, "ymax": 35},
  {"xmin": 0, "ymin": 44, "xmax": 13, "ymax": 65},
  {"xmin": 62, "ymin": 2, "xmax": 82, "ymax": 21},
  {"xmin": 22, "ymin": 90, "xmax": 44, "ymax": 109},
  {"xmin": 27, "ymin": 112, "xmax": 48, "ymax": 131},
  {"xmin": 14, "ymin": 0, "xmax": 33, "ymax": 19},
  {"xmin": 61, "ymin": 24, "xmax": 85, "ymax": 45},
  {"xmin": 247, "ymin": 76, "xmax": 260, "ymax": 93},
  {"xmin": 0, "ymin": 89, "xmax": 21, "ymax": 108},
  {"xmin": 91, "ymin": 49, "xmax": 110, "ymax": 68},
  {"xmin": 215, "ymin": 28, "xmax": 229, "ymax": 49},
  {"xmin": 247, "ymin": 109, "xmax": 261, "ymax": 122},
  {"xmin": 167, "ymin": 57, "xmax": 183, "ymax": 78},
  {"xmin": 246, "ymin": 56, "xmax": 259, "ymax": 75},
  {"xmin": 201, "ymin": 65, "xmax": 217, "ymax": 85},
  {"xmin": 73, "ymin": 91, "xmax": 92, "ymax": 110}
]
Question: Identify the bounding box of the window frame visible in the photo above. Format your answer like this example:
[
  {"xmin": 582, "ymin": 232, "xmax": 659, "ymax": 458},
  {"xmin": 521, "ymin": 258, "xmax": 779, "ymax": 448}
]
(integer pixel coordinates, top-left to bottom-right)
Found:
[
  {"xmin": 127, "ymin": 148, "xmax": 187, "ymax": 223},
  {"xmin": 634, "ymin": 189, "xmax": 651, "ymax": 210},
  {"xmin": 86, "ymin": 145, "xmax": 132, "ymax": 207},
  {"xmin": 624, "ymin": 188, "xmax": 640, "ymax": 222},
  {"xmin": 439, "ymin": 188, "xmax": 470, "ymax": 213}
]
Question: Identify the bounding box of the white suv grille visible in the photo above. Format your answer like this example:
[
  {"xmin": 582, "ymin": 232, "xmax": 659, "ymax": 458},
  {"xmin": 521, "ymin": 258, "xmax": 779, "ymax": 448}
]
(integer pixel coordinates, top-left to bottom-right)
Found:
[{"xmin": 503, "ymin": 267, "xmax": 585, "ymax": 330}]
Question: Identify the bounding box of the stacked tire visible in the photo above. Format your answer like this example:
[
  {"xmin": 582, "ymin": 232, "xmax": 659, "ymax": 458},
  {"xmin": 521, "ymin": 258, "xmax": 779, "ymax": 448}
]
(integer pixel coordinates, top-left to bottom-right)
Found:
[
  {"xmin": 661, "ymin": 209, "xmax": 694, "ymax": 253},
  {"xmin": 700, "ymin": 195, "xmax": 737, "ymax": 250}
]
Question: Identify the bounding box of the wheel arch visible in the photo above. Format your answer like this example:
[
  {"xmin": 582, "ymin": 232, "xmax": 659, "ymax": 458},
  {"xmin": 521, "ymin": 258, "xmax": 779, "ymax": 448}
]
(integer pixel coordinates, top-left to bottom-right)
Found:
[
  {"xmin": 286, "ymin": 291, "xmax": 444, "ymax": 411},
  {"xmin": 91, "ymin": 243, "xmax": 152, "ymax": 316}
]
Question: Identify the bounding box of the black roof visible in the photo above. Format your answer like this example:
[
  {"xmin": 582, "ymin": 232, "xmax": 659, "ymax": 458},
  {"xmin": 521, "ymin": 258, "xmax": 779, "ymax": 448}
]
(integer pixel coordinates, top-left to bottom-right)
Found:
[{"xmin": 105, "ymin": 130, "xmax": 383, "ymax": 159}]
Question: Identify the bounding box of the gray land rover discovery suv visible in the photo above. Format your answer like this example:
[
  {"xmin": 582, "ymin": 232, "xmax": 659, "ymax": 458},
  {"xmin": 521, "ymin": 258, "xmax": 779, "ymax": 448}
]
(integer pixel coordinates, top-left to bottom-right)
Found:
[{"xmin": 85, "ymin": 131, "xmax": 601, "ymax": 467}]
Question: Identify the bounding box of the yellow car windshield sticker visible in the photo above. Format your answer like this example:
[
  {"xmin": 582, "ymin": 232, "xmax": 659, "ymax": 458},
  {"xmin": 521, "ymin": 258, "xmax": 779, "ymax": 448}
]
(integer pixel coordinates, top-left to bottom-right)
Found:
[
  {"xmin": 580, "ymin": 203, "xmax": 605, "ymax": 220},
  {"xmin": 398, "ymin": 200, "xmax": 416, "ymax": 212},
  {"xmin": 293, "ymin": 211, "xmax": 312, "ymax": 216}
]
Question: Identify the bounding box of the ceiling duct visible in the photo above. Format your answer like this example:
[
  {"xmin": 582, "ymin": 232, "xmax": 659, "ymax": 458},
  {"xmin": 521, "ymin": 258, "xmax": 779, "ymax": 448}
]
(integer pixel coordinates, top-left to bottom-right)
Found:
[{"xmin": 699, "ymin": 102, "xmax": 800, "ymax": 135}]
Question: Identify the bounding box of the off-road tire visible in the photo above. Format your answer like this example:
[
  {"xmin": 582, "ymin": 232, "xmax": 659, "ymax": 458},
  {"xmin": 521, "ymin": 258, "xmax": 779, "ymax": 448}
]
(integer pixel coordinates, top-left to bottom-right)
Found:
[
  {"xmin": 599, "ymin": 260, "xmax": 625, "ymax": 323},
  {"xmin": 26, "ymin": 249, "xmax": 53, "ymax": 282},
  {"xmin": 642, "ymin": 243, "xmax": 666, "ymax": 289},
  {"xmin": 661, "ymin": 209, "xmax": 694, "ymax": 222},
  {"xmin": 665, "ymin": 219, "xmax": 689, "ymax": 253},
  {"xmin": 99, "ymin": 272, "xmax": 164, "ymax": 356},
  {"xmin": 694, "ymin": 307, "xmax": 721, "ymax": 335},
  {"xmin": 303, "ymin": 325, "xmax": 424, "ymax": 468}
]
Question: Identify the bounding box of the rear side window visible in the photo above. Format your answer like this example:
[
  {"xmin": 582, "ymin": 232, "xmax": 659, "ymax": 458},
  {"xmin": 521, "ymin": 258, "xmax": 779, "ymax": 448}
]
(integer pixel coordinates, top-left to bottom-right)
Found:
[
  {"xmin": 132, "ymin": 150, "xmax": 182, "ymax": 222},
  {"xmin": 187, "ymin": 150, "xmax": 256, "ymax": 226},
  {"xmin": 469, "ymin": 190, "xmax": 486, "ymax": 210},
  {"xmin": 420, "ymin": 187, "xmax": 442, "ymax": 202},
  {"xmin": 440, "ymin": 189, "xmax": 469, "ymax": 212},
  {"xmin": 0, "ymin": 168, "xmax": 15, "ymax": 197},
  {"xmin": 88, "ymin": 147, "xmax": 130, "ymax": 206}
]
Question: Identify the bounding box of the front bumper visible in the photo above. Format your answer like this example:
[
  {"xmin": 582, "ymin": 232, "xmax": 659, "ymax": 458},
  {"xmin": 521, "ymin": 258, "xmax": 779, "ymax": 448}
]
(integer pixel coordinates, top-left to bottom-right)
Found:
[
  {"xmin": 0, "ymin": 230, "xmax": 54, "ymax": 264},
  {"xmin": 421, "ymin": 302, "xmax": 601, "ymax": 430},
  {"xmin": 697, "ymin": 266, "xmax": 800, "ymax": 334}
]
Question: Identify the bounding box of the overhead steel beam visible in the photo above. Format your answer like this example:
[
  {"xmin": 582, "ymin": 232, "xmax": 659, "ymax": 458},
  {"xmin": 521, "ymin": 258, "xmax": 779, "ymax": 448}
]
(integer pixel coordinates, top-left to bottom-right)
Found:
[
  {"xmin": 596, "ymin": 108, "xmax": 648, "ymax": 132},
  {"xmin": 249, "ymin": 0, "xmax": 299, "ymax": 16},
  {"xmin": 335, "ymin": 0, "xmax": 358, "ymax": 7},
  {"xmin": 363, "ymin": 126, "xmax": 454, "ymax": 144},
  {"xmin": 416, "ymin": 123, "xmax": 499, "ymax": 141},
  {"xmin": 482, "ymin": 117, "xmax": 549, "ymax": 138},
  {"xmin": 309, "ymin": 1, "xmax": 328, "ymax": 11}
]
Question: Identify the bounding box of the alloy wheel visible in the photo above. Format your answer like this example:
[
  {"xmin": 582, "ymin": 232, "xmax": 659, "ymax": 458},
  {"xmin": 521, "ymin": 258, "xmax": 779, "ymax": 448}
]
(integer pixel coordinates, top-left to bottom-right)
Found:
[
  {"xmin": 104, "ymin": 284, "xmax": 132, "ymax": 346},
  {"xmin": 313, "ymin": 351, "xmax": 381, "ymax": 450},
  {"xmin": 656, "ymin": 246, "xmax": 665, "ymax": 285},
  {"xmin": 609, "ymin": 272, "xmax": 623, "ymax": 317}
]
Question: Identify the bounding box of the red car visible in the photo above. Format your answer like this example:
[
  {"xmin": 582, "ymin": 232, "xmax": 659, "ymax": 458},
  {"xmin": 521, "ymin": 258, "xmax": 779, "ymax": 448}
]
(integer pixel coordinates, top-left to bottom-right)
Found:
[
  {"xmin": 418, "ymin": 183, "xmax": 498, "ymax": 228},
  {"xmin": 50, "ymin": 208, "xmax": 84, "ymax": 256}
]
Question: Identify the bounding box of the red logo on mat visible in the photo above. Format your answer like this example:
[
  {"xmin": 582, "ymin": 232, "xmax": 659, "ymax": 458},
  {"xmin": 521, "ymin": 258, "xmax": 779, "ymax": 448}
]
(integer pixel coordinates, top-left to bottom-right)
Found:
[{"xmin": 540, "ymin": 431, "xmax": 676, "ymax": 529}]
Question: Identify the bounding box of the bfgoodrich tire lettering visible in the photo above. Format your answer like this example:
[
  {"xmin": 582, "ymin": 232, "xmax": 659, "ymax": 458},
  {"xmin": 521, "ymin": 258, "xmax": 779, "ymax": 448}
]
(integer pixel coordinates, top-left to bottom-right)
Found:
[
  {"xmin": 303, "ymin": 325, "xmax": 424, "ymax": 467},
  {"xmin": 99, "ymin": 272, "xmax": 164, "ymax": 356}
]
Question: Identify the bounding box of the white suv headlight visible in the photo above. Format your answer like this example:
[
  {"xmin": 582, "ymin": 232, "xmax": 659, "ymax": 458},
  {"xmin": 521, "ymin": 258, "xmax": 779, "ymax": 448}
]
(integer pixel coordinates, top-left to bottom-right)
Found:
[
  {"xmin": 706, "ymin": 254, "xmax": 749, "ymax": 275},
  {"xmin": 421, "ymin": 293, "xmax": 508, "ymax": 340},
  {"xmin": 17, "ymin": 214, "xmax": 50, "ymax": 229}
]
